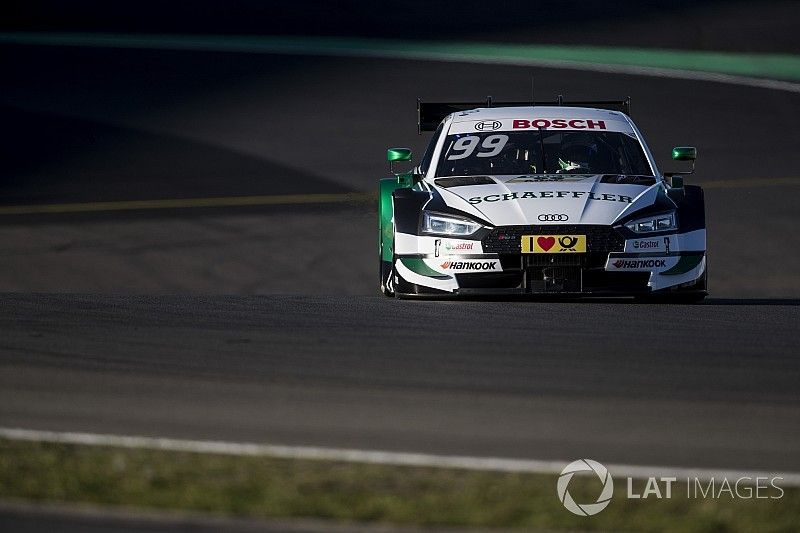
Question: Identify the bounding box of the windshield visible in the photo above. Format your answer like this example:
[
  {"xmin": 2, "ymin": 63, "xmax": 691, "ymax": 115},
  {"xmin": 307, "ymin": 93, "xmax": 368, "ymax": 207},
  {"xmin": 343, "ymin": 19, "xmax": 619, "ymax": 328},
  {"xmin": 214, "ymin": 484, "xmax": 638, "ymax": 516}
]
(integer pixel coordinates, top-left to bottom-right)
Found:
[{"xmin": 436, "ymin": 130, "xmax": 653, "ymax": 177}]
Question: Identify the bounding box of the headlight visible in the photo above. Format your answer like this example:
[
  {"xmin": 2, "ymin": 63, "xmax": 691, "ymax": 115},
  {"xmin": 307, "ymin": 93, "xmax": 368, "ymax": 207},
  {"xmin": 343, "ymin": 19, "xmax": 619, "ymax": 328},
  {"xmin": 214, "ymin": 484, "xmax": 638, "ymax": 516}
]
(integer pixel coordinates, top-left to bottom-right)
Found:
[
  {"xmin": 421, "ymin": 212, "xmax": 482, "ymax": 236},
  {"xmin": 624, "ymin": 212, "xmax": 676, "ymax": 233}
]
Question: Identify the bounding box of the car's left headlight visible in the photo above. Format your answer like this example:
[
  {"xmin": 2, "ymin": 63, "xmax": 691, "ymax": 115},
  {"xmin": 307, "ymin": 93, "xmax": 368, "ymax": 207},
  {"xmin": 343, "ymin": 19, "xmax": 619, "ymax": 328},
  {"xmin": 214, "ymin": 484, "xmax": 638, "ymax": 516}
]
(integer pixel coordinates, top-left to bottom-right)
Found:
[
  {"xmin": 624, "ymin": 212, "xmax": 676, "ymax": 233},
  {"xmin": 421, "ymin": 212, "xmax": 482, "ymax": 236}
]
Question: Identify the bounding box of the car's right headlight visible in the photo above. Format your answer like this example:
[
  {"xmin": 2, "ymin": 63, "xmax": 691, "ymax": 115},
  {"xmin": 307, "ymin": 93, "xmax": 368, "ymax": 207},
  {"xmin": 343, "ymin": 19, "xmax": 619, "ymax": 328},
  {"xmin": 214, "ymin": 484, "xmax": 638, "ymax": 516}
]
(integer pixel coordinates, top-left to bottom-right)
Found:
[{"xmin": 421, "ymin": 212, "xmax": 482, "ymax": 237}]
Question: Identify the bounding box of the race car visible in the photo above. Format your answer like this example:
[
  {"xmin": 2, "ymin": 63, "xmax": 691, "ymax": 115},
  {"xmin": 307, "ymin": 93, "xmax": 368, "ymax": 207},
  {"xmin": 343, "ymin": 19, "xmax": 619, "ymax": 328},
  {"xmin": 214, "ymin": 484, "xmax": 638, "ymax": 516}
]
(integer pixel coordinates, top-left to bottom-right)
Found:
[{"xmin": 378, "ymin": 97, "xmax": 707, "ymax": 301}]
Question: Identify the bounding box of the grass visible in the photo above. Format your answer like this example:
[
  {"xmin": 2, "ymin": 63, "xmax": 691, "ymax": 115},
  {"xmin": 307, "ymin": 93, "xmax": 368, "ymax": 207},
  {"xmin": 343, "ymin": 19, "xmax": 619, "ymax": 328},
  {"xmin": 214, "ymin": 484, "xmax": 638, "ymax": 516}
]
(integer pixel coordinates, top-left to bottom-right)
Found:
[{"xmin": 1, "ymin": 439, "xmax": 799, "ymax": 532}]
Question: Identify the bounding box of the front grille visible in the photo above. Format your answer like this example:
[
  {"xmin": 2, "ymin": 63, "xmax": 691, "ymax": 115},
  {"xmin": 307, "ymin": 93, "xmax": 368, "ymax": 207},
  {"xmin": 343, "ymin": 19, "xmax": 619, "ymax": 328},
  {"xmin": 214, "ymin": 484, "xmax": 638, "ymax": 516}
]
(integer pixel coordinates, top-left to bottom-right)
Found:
[
  {"xmin": 483, "ymin": 225, "xmax": 624, "ymax": 254},
  {"xmin": 525, "ymin": 254, "xmax": 585, "ymax": 267},
  {"xmin": 483, "ymin": 225, "xmax": 624, "ymax": 270}
]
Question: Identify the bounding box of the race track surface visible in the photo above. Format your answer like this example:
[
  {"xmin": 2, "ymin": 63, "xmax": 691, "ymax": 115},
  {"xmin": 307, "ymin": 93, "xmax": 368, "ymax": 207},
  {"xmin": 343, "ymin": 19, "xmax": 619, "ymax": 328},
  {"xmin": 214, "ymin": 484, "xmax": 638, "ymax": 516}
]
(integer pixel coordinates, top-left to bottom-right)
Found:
[
  {"xmin": 1, "ymin": 19, "xmax": 800, "ymax": 488},
  {"xmin": 1, "ymin": 44, "xmax": 799, "ymax": 297},
  {"xmin": 1, "ymin": 294, "xmax": 798, "ymax": 472}
]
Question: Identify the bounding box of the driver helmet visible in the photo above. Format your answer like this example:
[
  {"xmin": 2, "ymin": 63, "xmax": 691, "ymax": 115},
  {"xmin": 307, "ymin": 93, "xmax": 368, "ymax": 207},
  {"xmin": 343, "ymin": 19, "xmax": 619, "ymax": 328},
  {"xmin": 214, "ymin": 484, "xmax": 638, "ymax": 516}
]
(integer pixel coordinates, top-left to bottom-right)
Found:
[{"xmin": 558, "ymin": 142, "xmax": 594, "ymax": 173}]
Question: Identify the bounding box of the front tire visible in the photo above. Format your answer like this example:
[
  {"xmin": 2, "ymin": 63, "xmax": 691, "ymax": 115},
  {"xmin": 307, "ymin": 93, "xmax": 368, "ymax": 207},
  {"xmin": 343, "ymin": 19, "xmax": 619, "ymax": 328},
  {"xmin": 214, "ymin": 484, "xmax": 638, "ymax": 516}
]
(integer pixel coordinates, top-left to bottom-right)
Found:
[
  {"xmin": 669, "ymin": 266, "xmax": 708, "ymax": 303},
  {"xmin": 638, "ymin": 264, "xmax": 708, "ymax": 304},
  {"xmin": 379, "ymin": 258, "xmax": 395, "ymax": 297}
]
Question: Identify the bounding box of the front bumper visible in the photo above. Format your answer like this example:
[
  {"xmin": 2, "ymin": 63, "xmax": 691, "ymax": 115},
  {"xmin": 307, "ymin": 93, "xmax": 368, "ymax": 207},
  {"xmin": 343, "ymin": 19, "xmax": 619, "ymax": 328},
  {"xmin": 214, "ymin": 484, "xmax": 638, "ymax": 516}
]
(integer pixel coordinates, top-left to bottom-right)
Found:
[{"xmin": 393, "ymin": 226, "xmax": 706, "ymax": 297}]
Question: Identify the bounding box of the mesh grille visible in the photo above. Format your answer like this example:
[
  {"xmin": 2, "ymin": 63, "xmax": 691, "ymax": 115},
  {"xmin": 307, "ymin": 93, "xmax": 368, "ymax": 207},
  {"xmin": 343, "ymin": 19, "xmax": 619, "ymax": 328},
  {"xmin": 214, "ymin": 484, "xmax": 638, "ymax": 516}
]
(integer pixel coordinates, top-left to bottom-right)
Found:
[
  {"xmin": 483, "ymin": 225, "xmax": 624, "ymax": 254},
  {"xmin": 525, "ymin": 254, "xmax": 586, "ymax": 267}
]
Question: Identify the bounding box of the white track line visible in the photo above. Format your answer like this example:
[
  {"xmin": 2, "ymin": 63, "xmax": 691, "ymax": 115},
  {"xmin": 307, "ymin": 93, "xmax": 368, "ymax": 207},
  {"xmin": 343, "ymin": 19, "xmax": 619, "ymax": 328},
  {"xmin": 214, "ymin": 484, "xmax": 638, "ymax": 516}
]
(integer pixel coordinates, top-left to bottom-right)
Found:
[{"xmin": 2, "ymin": 427, "xmax": 798, "ymax": 486}]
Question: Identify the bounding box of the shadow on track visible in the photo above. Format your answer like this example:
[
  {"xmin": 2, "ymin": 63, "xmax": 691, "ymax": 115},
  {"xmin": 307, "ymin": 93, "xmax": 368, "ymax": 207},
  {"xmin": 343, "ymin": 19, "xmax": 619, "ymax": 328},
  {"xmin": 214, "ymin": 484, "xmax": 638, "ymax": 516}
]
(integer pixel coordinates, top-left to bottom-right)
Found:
[
  {"xmin": 392, "ymin": 296, "xmax": 800, "ymax": 306},
  {"xmin": 704, "ymin": 298, "xmax": 800, "ymax": 306},
  {"xmin": 0, "ymin": 106, "xmax": 349, "ymax": 206}
]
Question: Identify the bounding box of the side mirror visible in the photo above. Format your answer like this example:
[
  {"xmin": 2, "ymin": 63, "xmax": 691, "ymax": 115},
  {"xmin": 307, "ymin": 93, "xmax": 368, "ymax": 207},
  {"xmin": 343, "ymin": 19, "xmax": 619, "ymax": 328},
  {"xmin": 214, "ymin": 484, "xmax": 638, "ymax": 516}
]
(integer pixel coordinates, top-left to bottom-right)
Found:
[
  {"xmin": 387, "ymin": 148, "xmax": 414, "ymax": 184},
  {"xmin": 387, "ymin": 147, "xmax": 412, "ymax": 162},
  {"xmin": 665, "ymin": 146, "xmax": 697, "ymax": 180},
  {"xmin": 672, "ymin": 146, "xmax": 697, "ymax": 161},
  {"xmin": 387, "ymin": 147, "xmax": 412, "ymax": 170}
]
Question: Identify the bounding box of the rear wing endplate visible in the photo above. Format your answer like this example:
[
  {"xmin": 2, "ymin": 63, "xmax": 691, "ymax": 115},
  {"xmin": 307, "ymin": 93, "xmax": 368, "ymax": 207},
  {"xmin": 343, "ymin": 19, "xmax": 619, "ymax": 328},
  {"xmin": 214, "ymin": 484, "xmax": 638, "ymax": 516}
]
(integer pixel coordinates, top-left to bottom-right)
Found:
[{"xmin": 417, "ymin": 96, "xmax": 631, "ymax": 134}]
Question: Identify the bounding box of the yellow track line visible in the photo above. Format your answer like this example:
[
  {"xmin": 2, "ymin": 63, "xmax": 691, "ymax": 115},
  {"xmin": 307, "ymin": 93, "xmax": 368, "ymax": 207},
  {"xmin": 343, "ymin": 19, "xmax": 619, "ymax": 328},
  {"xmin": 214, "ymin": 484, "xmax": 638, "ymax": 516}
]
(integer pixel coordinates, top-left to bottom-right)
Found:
[
  {"xmin": 0, "ymin": 192, "xmax": 374, "ymax": 216},
  {"xmin": 0, "ymin": 178, "xmax": 796, "ymax": 216}
]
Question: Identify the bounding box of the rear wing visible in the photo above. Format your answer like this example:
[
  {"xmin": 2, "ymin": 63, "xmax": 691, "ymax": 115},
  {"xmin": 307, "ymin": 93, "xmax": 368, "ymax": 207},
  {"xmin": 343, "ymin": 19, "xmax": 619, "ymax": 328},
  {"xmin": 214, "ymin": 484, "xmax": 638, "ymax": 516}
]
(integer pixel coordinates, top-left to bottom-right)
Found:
[{"xmin": 417, "ymin": 96, "xmax": 631, "ymax": 134}]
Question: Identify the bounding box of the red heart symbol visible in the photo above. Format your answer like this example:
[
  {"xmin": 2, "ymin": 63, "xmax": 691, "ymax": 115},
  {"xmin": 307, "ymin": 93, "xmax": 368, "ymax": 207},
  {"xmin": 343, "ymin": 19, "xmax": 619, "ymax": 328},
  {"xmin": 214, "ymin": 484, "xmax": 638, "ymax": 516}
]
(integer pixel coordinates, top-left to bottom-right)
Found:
[{"xmin": 537, "ymin": 236, "xmax": 555, "ymax": 251}]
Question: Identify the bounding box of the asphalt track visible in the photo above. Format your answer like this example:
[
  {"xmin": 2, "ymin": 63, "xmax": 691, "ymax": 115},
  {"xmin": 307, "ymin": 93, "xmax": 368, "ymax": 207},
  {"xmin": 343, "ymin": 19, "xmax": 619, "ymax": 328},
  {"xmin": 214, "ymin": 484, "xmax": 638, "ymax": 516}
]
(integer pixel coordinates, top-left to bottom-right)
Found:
[
  {"xmin": 2, "ymin": 44, "xmax": 800, "ymax": 296},
  {"xmin": 2, "ymin": 293, "xmax": 800, "ymax": 474},
  {"xmin": 1, "ymin": 24, "xmax": 800, "ymax": 502}
]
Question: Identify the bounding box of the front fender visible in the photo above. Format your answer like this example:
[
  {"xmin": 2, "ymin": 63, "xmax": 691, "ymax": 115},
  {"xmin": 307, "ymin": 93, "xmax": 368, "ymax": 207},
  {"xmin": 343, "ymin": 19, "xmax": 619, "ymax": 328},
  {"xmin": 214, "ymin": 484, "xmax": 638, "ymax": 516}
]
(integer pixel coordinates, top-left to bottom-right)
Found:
[{"xmin": 392, "ymin": 187, "xmax": 431, "ymax": 236}]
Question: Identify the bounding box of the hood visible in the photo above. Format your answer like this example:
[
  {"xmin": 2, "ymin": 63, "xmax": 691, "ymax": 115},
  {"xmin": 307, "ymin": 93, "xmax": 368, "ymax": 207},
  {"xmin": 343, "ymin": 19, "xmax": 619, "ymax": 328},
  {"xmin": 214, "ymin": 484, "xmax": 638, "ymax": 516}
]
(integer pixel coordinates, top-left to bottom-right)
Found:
[{"xmin": 431, "ymin": 175, "xmax": 662, "ymax": 226}]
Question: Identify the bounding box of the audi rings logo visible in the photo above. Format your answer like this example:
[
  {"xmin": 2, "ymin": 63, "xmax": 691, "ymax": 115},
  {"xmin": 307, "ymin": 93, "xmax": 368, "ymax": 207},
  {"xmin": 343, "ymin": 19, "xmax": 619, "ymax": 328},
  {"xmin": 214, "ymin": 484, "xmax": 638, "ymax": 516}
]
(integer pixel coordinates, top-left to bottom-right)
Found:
[
  {"xmin": 474, "ymin": 120, "xmax": 502, "ymax": 131},
  {"xmin": 557, "ymin": 459, "xmax": 614, "ymax": 516},
  {"xmin": 538, "ymin": 213, "xmax": 569, "ymax": 222}
]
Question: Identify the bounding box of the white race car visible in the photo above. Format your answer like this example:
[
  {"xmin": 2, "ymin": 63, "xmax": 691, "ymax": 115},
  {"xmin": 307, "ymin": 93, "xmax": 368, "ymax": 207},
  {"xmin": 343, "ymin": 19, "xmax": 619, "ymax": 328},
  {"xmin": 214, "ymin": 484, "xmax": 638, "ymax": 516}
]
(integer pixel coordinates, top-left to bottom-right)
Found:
[{"xmin": 378, "ymin": 98, "xmax": 707, "ymax": 301}]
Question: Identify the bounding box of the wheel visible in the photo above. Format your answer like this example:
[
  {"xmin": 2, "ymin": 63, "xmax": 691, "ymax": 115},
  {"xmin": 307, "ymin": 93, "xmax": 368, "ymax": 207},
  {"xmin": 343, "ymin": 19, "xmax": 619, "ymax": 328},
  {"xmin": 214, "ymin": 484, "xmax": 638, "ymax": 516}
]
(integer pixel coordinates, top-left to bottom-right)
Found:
[
  {"xmin": 379, "ymin": 258, "xmax": 395, "ymax": 297},
  {"xmin": 638, "ymin": 265, "xmax": 707, "ymax": 304},
  {"xmin": 672, "ymin": 261, "xmax": 708, "ymax": 303},
  {"xmin": 671, "ymin": 266, "xmax": 708, "ymax": 303},
  {"xmin": 378, "ymin": 179, "xmax": 399, "ymax": 297},
  {"xmin": 378, "ymin": 209, "xmax": 395, "ymax": 297}
]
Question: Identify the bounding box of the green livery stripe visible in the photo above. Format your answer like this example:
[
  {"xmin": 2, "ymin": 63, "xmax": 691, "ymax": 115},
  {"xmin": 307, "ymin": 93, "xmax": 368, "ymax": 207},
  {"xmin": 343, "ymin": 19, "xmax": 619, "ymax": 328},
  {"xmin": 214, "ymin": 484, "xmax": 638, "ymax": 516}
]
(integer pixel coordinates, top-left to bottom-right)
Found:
[
  {"xmin": 661, "ymin": 254, "xmax": 704, "ymax": 276},
  {"xmin": 2, "ymin": 33, "xmax": 799, "ymax": 84},
  {"xmin": 399, "ymin": 258, "xmax": 450, "ymax": 279}
]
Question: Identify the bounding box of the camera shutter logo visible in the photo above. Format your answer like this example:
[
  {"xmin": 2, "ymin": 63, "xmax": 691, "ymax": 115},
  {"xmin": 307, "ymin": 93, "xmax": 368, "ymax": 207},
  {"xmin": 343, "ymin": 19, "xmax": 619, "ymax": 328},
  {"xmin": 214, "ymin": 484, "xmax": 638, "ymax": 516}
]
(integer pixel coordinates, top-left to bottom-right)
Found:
[{"xmin": 557, "ymin": 459, "xmax": 614, "ymax": 516}]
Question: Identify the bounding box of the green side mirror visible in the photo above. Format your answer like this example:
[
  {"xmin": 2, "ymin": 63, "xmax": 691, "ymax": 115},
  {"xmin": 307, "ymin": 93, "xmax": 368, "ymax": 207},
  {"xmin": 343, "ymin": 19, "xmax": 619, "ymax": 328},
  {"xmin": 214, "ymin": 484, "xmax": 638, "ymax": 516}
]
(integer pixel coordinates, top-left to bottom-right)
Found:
[
  {"xmin": 387, "ymin": 147, "xmax": 413, "ymax": 176},
  {"xmin": 672, "ymin": 146, "xmax": 697, "ymax": 161},
  {"xmin": 665, "ymin": 147, "xmax": 696, "ymax": 181},
  {"xmin": 387, "ymin": 148, "xmax": 412, "ymax": 162}
]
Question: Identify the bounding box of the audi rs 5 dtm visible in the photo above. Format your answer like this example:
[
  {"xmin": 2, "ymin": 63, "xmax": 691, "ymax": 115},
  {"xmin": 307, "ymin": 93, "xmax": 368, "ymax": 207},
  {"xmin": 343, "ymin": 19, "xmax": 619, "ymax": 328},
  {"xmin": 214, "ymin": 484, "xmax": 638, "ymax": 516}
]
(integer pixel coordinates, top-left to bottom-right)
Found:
[{"xmin": 378, "ymin": 98, "xmax": 707, "ymax": 301}]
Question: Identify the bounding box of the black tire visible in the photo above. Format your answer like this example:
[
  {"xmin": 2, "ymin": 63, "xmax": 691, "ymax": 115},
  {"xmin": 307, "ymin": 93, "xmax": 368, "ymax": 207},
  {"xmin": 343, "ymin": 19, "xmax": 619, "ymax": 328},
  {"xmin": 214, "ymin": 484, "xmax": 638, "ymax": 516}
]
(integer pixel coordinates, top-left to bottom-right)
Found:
[
  {"xmin": 648, "ymin": 185, "xmax": 707, "ymax": 304},
  {"xmin": 379, "ymin": 258, "xmax": 394, "ymax": 297},
  {"xmin": 638, "ymin": 264, "xmax": 707, "ymax": 304},
  {"xmin": 672, "ymin": 265, "xmax": 708, "ymax": 303}
]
